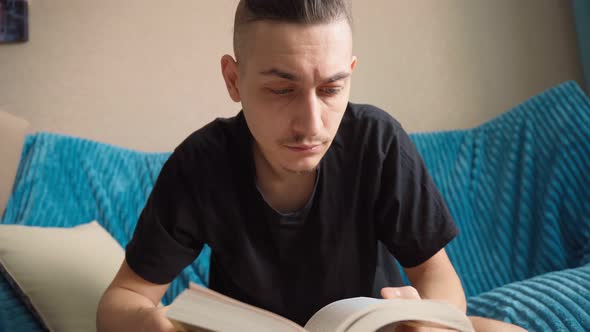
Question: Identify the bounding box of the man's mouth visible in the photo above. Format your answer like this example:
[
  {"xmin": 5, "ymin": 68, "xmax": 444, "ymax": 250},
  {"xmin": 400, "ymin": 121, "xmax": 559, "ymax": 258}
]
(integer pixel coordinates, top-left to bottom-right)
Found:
[{"xmin": 285, "ymin": 143, "xmax": 323, "ymax": 153}]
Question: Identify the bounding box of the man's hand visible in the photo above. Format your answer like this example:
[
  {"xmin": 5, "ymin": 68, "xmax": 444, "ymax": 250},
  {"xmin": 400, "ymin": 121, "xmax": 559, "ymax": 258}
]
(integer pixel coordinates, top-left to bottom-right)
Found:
[{"xmin": 380, "ymin": 286, "xmax": 455, "ymax": 332}]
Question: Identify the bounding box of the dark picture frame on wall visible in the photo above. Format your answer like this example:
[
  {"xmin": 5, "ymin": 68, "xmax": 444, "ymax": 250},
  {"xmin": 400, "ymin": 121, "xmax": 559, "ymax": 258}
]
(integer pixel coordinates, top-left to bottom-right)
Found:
[{"xmin": 0, "ymin": 0, "xmax": 28, "ymax": 43}]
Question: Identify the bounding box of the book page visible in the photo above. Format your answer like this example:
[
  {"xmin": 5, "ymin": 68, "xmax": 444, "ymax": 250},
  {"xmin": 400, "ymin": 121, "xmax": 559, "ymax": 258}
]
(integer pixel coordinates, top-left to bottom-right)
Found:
[
  {"xmin": 304, "ymin": 297, "xmax": 387, "ymax": 332},
  {"xmin": 346, "ymin": 300, "xmax": 474, "ymax": 332},
  {"xmin": 166, "ymin": 283, "xmax": 306, "ymax": 332},
  {"xmin": 304, "ymin": 297, "xmax": 474, "ymax": 332}
]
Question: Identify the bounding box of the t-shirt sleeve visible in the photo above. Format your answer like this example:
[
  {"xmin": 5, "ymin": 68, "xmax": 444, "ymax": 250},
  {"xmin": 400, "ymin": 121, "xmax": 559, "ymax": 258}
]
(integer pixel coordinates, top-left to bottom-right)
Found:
[
  {"xmin": 125, "ymin": 148, "xmax": 204, "ymax": 284},
  {"xmin": 375, "ymin": 125, "xmax": 458, "ymax": 268}
]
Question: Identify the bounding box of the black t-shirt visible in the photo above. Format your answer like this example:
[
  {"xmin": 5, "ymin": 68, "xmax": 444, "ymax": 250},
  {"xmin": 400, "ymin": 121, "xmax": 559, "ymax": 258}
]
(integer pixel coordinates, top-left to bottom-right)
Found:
[{"xmin": 126, "ymin": 102, "xmax": 458, "ymax": 326}]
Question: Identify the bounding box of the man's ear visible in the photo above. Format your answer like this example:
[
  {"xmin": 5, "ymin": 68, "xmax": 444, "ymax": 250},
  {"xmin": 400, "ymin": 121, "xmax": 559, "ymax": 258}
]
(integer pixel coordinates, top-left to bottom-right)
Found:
[
  {"xmin": 221, "ymin": 54, "xmax": 241, "ymax": 102},
  {"xmin": 350, "ymin": 56, "xmax": 358, "ymax": 72}
]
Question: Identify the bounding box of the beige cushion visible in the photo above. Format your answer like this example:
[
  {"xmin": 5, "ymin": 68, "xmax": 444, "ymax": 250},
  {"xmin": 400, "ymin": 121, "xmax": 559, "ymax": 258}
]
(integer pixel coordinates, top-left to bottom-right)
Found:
[
  {"xmin": 0, "ymin": 110, "xmax": 30, "ymax": 217},
  {"xmin": 0, "ymin": 221, "xmax": 124, "ymax": 332}
]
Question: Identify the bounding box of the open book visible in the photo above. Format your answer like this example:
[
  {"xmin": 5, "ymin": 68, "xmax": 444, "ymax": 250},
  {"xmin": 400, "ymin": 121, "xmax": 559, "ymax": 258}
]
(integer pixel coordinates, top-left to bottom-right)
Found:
[{"xmin": 165, "ymin": 283, "xmax": 475, "ymax": 332}]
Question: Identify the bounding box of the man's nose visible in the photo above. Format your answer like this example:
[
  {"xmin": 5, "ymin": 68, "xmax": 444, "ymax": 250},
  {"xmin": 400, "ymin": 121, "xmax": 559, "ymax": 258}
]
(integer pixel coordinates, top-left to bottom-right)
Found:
[{"xmin": 291, "ymin": 92, "xmax": 322, "ymax": 139}]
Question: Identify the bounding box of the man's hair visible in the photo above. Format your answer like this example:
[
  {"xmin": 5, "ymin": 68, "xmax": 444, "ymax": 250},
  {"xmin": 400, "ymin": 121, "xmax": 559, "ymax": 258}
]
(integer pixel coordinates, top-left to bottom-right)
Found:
[{"xmin": 233, "ymin": 0, "xmax": 353, "ymax": 60}]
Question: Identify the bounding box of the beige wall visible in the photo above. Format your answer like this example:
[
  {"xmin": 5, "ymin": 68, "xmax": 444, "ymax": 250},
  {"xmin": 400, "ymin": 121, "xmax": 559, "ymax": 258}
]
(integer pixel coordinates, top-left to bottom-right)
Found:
[{"xmin": 0, "ymin": 0, "xmax": 583, "ymax": 152}]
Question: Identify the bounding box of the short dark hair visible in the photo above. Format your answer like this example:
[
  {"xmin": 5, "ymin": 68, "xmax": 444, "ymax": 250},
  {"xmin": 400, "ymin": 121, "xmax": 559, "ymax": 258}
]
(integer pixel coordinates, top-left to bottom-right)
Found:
[{"xmin": 233, "ymin": 0, "xmax": 353, "ymax": 60}]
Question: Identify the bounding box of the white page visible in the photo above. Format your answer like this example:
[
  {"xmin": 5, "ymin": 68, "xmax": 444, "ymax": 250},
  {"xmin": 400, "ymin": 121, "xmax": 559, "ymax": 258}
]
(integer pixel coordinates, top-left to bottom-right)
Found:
[
  {"xmin": 304, "ymin": 297, "xmax": 474, "ymax": 332},
  {"xmin": 346, "ymin": 300, "xmax": 475, "ymax": 332},
  {"xmin": 166, "ymin": 284, "xmax": 306, "ymax": 332},
  {"xmin": 304, "ymin": 297, "xmax": 386, "ymax": 332}
]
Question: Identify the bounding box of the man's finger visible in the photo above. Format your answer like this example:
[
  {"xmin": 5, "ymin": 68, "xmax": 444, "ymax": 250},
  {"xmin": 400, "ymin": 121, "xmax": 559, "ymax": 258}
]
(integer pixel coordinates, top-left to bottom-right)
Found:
[{"xmin": 381, "ymin": 286, "xmax": 421, "ymax": 300}]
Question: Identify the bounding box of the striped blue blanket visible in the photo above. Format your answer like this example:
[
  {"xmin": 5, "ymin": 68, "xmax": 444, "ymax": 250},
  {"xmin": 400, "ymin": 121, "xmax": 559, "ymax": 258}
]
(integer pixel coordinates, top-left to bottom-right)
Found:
[
  {"xmin": 2, "ymin": 81, "xmax": 589, "ymax": 331},
  {"xmin": 411, "ymin": 81, "xmax": 590, "ymax": 330}
]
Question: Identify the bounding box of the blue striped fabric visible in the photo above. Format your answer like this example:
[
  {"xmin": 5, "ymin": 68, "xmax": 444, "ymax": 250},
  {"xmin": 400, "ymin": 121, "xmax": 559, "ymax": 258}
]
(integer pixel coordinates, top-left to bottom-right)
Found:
[
  {"xmin": 0, "ymin": 135, "xmax": 211, "ymax": 331},
  {"xmin": 573, "ymin": 0, "xmax": 590, "ymax": 91},
  {"xmin": 1, "ymin": 81, "xmax": 589, "ymax": 331},
  {"xmin": 0, "ymin": 133, "xmax": 212, "ymax": 300},
  {"xmin": 412, "ymin": 81, "xmax": 590, "ymax": 295},
  {"xmin": 0, "ymin": 277, "xmax": 47, "ymax": 332},
  {"xmin": 411, "ymin": 81, "xmax": 590, "ymax": 330},
  {"xmin": 467, "ymin": 264, "xmax": 590, "ymax": 331}
]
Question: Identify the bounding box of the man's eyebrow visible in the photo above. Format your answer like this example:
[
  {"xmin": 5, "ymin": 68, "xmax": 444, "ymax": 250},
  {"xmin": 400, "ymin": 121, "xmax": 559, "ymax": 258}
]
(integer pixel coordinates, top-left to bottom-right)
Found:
[
  {"xmin": 324, "ymin": 72, "xmax": 351, "ymax": 83},
  {"xmin": 259, "ymin": 69, "xmax": 351, "ymax": 83},
  {"xmin": 259, "ymin": 68, "xmax": 299, "ymax": 81}
]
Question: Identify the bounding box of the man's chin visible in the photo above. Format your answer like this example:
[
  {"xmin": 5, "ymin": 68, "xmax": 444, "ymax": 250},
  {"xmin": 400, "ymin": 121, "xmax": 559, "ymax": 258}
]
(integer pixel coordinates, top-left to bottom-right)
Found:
[
  {"xmin": 276, "ymin": 148, "xmax": 327, "ymax": 175},
  {"xmin": 282, "ymin": 160, "xmax": 321, "ymax": 175},
  {"xmin": 284, "ymin": 166, "xmax": 318, "ymax": 175}
]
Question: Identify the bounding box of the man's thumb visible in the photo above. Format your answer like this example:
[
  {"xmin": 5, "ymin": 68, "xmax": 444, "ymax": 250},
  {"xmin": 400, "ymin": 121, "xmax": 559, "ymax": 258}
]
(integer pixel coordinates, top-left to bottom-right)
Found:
[{"xmin": 381, "ymin": 286, "xmax": 421, "ymax": 300}]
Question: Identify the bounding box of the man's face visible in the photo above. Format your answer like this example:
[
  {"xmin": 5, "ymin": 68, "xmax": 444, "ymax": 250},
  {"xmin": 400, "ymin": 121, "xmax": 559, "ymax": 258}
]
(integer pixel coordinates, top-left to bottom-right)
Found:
[{"xmin": 224, "ymin": 19, "xmax": 356, "ymax": 174}]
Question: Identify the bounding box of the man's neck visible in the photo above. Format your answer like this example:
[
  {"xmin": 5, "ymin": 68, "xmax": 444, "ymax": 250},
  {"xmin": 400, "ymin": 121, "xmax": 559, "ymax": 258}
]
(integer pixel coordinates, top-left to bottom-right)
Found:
[{"xmin": 253, "ymin": 144, "xmax": 317, "ymax": 213}]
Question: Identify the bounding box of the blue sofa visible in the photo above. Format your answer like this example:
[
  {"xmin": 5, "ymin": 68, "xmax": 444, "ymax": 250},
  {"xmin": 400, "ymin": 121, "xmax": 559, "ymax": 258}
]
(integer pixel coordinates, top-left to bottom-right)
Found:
[{"xmin": 2, "ymin": 81, "xmax": 589, "ymax": 331}]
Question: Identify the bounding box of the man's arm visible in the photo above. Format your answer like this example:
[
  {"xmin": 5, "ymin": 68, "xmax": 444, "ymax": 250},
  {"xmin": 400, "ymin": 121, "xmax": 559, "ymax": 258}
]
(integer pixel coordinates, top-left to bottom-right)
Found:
[
  {"xmin": 380, "ymin": 249, "xmax": 466, "ymax": 332},
  {"xmin": 403, "ymin": 248, "xmax": 466, "ymax": 312},
  {"xmin": 96, "ymin": 259, "xmax": 175, "ymax": 332},
  {"xmin": 382, "ymin": 250, "xmax": 528, "ymax": 331}
]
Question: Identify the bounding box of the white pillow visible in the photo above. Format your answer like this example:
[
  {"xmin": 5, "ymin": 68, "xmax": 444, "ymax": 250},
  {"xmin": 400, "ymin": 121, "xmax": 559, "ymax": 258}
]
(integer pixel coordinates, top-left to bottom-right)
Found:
[{"xmin": 0, "ymin": 221, "xmax": 124, "ymax": 332}]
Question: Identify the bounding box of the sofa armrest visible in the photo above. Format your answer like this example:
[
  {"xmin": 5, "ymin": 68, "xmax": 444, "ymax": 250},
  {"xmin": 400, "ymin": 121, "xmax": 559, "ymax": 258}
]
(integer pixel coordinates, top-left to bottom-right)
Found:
[
  {"xmin": 467, "ymin": 263, "xmax": 590, "ymax": 331},
  {"xmin": 0, "ymin": 110, "xmax": 30, "ymax": 217}
]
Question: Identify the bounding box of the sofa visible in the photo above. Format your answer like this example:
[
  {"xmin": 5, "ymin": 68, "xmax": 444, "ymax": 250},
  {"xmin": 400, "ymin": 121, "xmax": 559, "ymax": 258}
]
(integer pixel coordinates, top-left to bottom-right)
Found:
[{"xmin": 1, "ymin": 81, "xmax": 589, "ymax": 331}]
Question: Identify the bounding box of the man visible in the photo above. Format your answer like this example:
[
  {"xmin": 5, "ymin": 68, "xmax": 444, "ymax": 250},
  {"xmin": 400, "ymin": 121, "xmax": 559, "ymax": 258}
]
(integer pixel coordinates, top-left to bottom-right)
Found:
[{"xmin": 97, "ymin": 1, "xmax": 526, "ymax": 331}]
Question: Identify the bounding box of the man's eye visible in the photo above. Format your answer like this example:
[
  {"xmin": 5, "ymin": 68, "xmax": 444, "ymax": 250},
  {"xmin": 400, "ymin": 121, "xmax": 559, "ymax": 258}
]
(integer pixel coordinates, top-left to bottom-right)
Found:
[
  {"xmin": 319, "ymin": 87, "xmax": 342, "ymax": 96},
  {"xmin": 269, "ymin": 88, "xmax": 294, "ymax": 95}
]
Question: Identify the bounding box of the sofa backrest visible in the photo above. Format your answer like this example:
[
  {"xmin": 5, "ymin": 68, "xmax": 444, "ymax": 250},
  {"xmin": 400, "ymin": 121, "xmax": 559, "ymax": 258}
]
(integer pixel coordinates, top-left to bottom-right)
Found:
[
  {"xmin": 3, "ymin": 82, "xmax": 589, "ymax": 301},
  {"xmin": 411, "ymin": 81, "xmax": 590, "ymax": 296}
]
